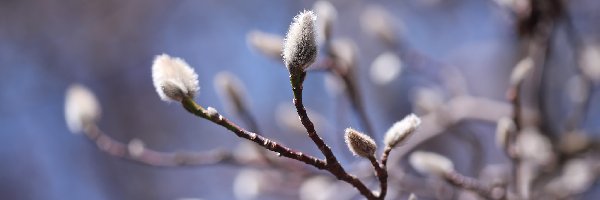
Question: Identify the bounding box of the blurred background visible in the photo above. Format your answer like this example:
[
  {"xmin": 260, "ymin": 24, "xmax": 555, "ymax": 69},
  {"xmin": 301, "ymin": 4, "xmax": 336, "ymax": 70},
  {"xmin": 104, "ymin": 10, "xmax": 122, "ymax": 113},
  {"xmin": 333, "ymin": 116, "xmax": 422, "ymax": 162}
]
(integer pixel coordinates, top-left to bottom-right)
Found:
[{"xmin": 1, "ymin": 0, "xmax": 600, "ymax": 199}]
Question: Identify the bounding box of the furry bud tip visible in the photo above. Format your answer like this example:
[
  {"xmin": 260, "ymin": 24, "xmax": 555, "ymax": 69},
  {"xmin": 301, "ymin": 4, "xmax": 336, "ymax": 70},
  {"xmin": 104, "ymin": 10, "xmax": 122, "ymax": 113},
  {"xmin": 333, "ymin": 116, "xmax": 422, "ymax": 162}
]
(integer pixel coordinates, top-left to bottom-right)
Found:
[
  {"xmin": 64, "ymin": 84, "xmax": 101, "ymax": 134},
  {"xmin": 283, "ymin": 10, "xmax": 318, "ymax": 72},
  {"xmin": 409, "ymin": 151, "xmax": 454, "ymax": 176},
  {"xmin": 152, "ymin": 54, "xmax": 199, "ymax": 102},
  {"xmin": 344, "ymin": 128, "xmax": 377, "ymax": 158},
  {"xmin": 384, "ymin": 114, "xmax": 421, "ymax": 148}
]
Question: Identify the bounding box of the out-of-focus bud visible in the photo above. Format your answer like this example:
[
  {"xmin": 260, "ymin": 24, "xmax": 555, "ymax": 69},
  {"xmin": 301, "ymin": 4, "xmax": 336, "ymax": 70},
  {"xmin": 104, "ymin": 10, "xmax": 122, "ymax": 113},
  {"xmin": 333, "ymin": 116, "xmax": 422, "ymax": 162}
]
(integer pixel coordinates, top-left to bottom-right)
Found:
[
  {"xmin": 409, "ymin": 151, "xmax": 454, "ymax": 176},
  {"xmin": 344, "ymin": 128, "xmax": 377, "ymax": 158},
  {"xmin": 246, "ymin": 30, "xmax": 284, "ymax": 60},
  {"xmin": 233, "ymin": 169, "xmax": 265, "ymax": 200},
  {"xmin": 495, "ymin": 117, "xmax": 516, "ymax": 148},
  {"xmin": 509, "ymin": 57, "xmax": 534, "ymax": 86},
  {"xmin": 408, "ymin": 193, "xmax": 418, "ymax": 200},
  {"xmin": 64, "ymin": 84, "xmax": 101, "ymax": 134},
  {"xmin": 313, "ymin": 1, "xmax": 337, "ymax": 44},
  {"xmin": 299, "ymin": 176, "xmax": 335, "ymax": 200},
  {"xmin": 214, "ymin": 71, "xmax": 248, "ymax": 115},
  {"xmin": 283, "ymin": 10, "xmax": 318, "ymax": 72},
  {"xmin": 515, "ymin": 127, "xmax": 553, "ymax": 165},
  {"xmin": 152, "ymin": 54, "xmax": 199, "ymax": 102},
  {"xmin": 361, "ymin": 5, "xmax": 400, "ymax": 46},
  {"xmin": 330, "ymin": 38, "xmax": 358, "ymax": 73},
  {"xmin": 384, "ymin": 114, "xmax": 421, "ymax": 148},
  {"xmin": 411, "ymin": 87, "xmax": 444, "ymax": 114},
  {"xmin": 580, "ymin": 44, "xmax": 600, "ymax": 82},
  {"xmin": 370, "ymin": 52, "xmax": 402, "ymax": 85}
]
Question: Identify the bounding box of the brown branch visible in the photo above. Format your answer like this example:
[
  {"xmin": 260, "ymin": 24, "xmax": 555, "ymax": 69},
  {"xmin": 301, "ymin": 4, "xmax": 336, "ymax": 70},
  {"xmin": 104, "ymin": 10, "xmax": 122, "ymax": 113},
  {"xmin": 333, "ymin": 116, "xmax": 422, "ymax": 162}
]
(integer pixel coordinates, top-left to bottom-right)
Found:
[
  {"xmin": 443, "ymin": 171, "xmax": 505, "ymax": 200},
  {"xmin": 82, "ymin": 124, "xmax": 237, "ymax": 167},
  {"xmin": 289, "ymin": 71, "xmax": 377, "ymax": 199},
  {"xmin": 368, "ymin": 156, "xmax": 388, "ymax": 199},
  {"xmin": 181, "ymin": 97, "xmax": 328, "ymax": 170}
]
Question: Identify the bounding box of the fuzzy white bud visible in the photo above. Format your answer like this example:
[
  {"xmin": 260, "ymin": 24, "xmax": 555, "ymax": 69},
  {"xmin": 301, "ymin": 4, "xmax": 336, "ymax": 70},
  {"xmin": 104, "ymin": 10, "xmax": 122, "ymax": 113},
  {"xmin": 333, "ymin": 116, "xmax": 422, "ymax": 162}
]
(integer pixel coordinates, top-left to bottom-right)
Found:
[
  {"xmin": 283, "ymin": 10, "xmax": 318, "ymax": 71},
  {"xmin": 344, "ymin": 128, "xmax": 377, "ymax": 158},
  {"xmin": 409, "ymin": 151, "xmax": 454, "ymax": 176},
  {"xmin": 64, "ymin": 84, "xmax": 101, "ymax": 134},
  {"xmin": 384, "ymin": 114, "xmax": 421, "ymax": 148},
  {"xmin": 214, "ymin": 71, "xmax": 247, "ymax": 115},
  {"xmin": 152, "ymin": 54, "xmax": 199, "ymax": 102},
  {"xmin": 515, "ymin": 127, "xmax": 553, "ymax": 165}
]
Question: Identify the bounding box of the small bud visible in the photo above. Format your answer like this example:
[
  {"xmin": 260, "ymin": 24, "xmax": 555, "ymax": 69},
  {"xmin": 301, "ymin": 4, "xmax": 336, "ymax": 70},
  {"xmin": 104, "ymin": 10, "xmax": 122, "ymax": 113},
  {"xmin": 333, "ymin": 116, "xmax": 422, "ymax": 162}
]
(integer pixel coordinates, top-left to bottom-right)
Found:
[
  {"xmin": 344, "ymin": 128, "xmax": 377, "ymax": 158},
  {"xmin": 495, "ymin": 117, "xmax": 516, "ymax": 148},
  {"xmin": 580, "ymin": 44, "xmax": 600, "ymax": 82},
  {"xmin": 214, "ymin": 71, "xmax": 247, "ymax": 115},
  {"xmin": 509, "ymin": 57, "xmax": 534, "ymax": 86},
  {"xmin": 64, "ymin": 84, "xmax": 101, "ymax": 134},
  {"xmin": 361, "ymin": 5, "xmax": 400, "ymax": 46},
  {"xmin": 515, "ymin": 127, "xmax": 553, "ymax": 165},
  {"xmin": 206, "ymin": 107, "xmax": 219, "ymax": 118},
  {"xmin": 246, "ymin": 30, "xmax": 284, "ymax": 60},
  {"xmin": 409, "ymin": 151, "xmax": 454, "ymax": 176},
  {"xmin": 408, "ymin": 193, "xmax": 418, "ymax": 200},
  {"xmin": 283, "ymin": 10, "xmax": 318, "ymax": 72},
  {"xmin": 370, "ymin": 52, "xmax": 402, "ymax": 85},
  {"xmin": 128, "ymin": 138, "xmax": 145, "ymax": 158},
  {"xmin": 313, "ymin": 1, "xmax": 337, "ymax": 43},
  {"xmin": 330, "ymin": 38, "xmax": 358, "ymax": 73},
  {"xmin": 152, "ymin": 54, "xmax": 199, "ymax": 102},
  {"xmin": 411, "ymin": 87, "xmax": 444, "ymax": 114},
  {"xmin": 384, "ymin": 114, "xmax": 421, "ymax": 148}
]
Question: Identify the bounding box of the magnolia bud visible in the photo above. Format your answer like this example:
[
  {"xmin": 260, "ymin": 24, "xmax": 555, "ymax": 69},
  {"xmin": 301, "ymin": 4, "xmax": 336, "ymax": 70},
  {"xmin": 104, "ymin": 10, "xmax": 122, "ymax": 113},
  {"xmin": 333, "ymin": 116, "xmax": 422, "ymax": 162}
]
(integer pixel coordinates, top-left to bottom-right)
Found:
[
  {"xmin": 409, "ymin": 151, "xmax": 454, "ymax": 176},
  {"xmin": 344, "ymin": 128, "xmax": 377, "ymax": 158},
  {"xmin": 283, "ymin": 10, "xmax": 318, "ymax": 72},
  {"xmin": 313, "ymin": 1, "xmax": 337, "ymax": 43},
  {"xmin": 152, "ymin": 54, "xmax": 199, "ymax": 102},
  {"xmin": 384, "ymin": 114, "xmax": 421, "ymax": 148},
  {"xmin": 64, "ymin": 84, "xmax": 101, "ymax": 134}
]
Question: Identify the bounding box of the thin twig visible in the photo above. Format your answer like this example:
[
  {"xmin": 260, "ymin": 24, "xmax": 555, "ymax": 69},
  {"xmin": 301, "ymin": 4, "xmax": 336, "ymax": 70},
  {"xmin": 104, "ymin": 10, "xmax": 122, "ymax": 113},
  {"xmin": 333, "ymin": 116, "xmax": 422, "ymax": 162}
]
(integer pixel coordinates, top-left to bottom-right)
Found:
[
  {"xmin": 369, "ymin": 156, "xmax": 388, "ymax": 199},
  {"xmin": 82, "ymin": 124, "xmax": 238, "ymax": 167},
  {"xmin": 181, "ymin": 97, "xmax": 328, "ymax": 170}
]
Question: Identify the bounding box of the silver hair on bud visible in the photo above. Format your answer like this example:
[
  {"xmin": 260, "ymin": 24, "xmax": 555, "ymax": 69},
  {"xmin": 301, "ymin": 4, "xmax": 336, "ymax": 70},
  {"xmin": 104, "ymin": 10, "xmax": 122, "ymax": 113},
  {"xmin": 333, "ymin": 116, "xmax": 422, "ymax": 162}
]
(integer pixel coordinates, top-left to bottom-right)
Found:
[
  {"xmin": 384, "ymin": 114, "xmax": 421, "ymax": 148},
  {"xmin": 152, "ymin": 54, "xmax": 199, "ymax": 102},
  {"xmin": 283, "ymin": 10, "xmax": 318, "ymax": 72},
  {"xmin": 344, "ymin": 128, "xmax": 377, "ymax": 158}
]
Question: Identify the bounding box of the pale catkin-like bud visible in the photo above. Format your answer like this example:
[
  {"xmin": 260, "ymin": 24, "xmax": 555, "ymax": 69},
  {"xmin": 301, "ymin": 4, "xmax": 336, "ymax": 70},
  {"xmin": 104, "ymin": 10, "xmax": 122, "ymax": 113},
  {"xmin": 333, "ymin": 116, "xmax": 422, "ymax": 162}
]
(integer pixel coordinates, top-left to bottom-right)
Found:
[
  {"xmin": 361, "ymin": 5, "xmax": 400, "ymax": 45},
  {"xmin": 384, "ymin": 114, "xmax": 421, "ymax": 148},
  {"xmin": 64, "ymin": 84, "xmax": 101, "ymax": 134},
  {"xmin": 246, "ymin": 30, "xmax": 284, "ymax": 59},
  {"xmin": 408, "ymin": 193, "xmax": 418, "ymax": 200},
  {"xmin": 370, "ymin": 52, "xmax": 402, "ymax": 85},
  {"xmin": 409, "ymin": 151, "xmax": 454, "ymax": 176},
  {"xmin": 515, "ymin": 127, "xmax": 553, "ymax": 165},
  {"xmin": 313, "ymin": 1, "xmax": 337, "ymax": 43},
  {"xmin": 509, "ymin": 57, "xmax": 534, "ymax": 86},
  {"xmin": 495, "ymin": 117, "xmax": 516, "ymax": 148},
  {"xmin": 283, "ymin": 10, "xmax": 318, "ymax": 72},
  {"xmin": 214, "ymin": 71, "xmax": 247, "ymax": 115},
  {"xmin": 330, "ymin": 38, "xmax": 357, "ymax": 72},
  {"xmin": 580, "ymin": 44, "xmax": 600, "ymax": 82},
  {"xmin": 152, "ymin": 54, "xmax": 199, "ymax": 102},
  {"xmin": 344, "ymin": 128, "xmax": 377, "ymax": 158},
  {"xmin": 128, "ymin": 138, "xmax": 145, "ymax": 158}
]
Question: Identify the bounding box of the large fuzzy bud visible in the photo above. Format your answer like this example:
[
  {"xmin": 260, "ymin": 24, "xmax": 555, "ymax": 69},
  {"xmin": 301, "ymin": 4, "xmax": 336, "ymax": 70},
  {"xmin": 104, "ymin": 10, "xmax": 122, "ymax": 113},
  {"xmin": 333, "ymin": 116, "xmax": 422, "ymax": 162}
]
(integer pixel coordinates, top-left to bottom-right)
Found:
[
  {"xmin": 344, "ymin": 128, "xmax": 377, "ymax": 158},
  {"xmin": 283, "ymin": 10, "xmax": 318, "ymax": 72},
  {"xmin": 152, "ymin": 54, "xmax": 199, "ymax": 102}
]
